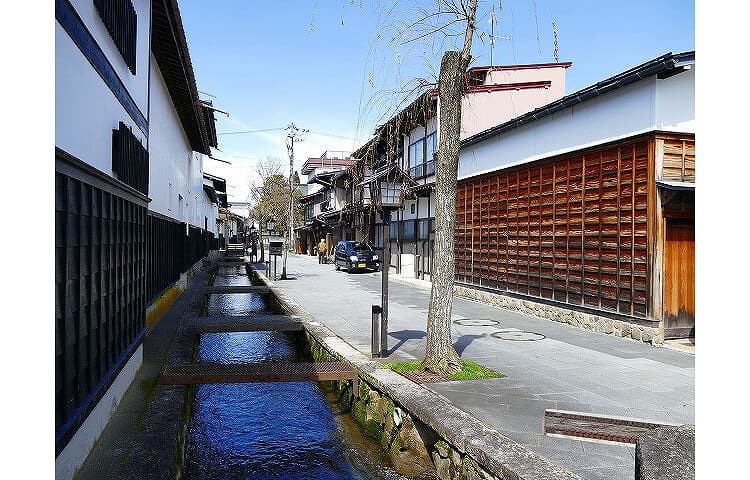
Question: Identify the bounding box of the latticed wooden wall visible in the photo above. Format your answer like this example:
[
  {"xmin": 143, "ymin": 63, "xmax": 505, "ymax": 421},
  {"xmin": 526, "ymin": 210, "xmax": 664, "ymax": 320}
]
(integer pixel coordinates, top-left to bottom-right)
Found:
[
  {"xmin": 55, "ymin": 170, "xmax": 146, "ymax": 449},
  {"xmin": 660, "ymin": 135, "xmax": 695, "ymax": 182},
  {"xmin": 455, "ymin": 138, "xmax": 651, "ymax": 318}
]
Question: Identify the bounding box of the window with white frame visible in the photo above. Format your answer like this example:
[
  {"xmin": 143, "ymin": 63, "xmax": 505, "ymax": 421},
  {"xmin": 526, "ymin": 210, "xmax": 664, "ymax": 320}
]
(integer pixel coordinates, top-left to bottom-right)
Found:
[
  {"xmin": 408, "ymin": 138, "xmax": 425, "ymax": 177},
  {"xmin": 425, "ymin": 131, "xmax": 437, "ymax": 175}
]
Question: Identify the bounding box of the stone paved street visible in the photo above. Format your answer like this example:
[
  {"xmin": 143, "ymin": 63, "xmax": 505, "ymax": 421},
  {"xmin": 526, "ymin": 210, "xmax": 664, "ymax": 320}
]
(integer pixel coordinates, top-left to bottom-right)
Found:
[{"xmin": 271, "ymin": 253, "xmax": 695, "ymax": 480}]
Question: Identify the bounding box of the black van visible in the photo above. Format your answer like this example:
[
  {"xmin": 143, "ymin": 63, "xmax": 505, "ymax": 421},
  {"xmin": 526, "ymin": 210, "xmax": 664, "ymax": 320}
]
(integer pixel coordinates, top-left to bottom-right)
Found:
[{"xmin": 334, "ymin": 241, "xmax": 380, "ymax": 273}]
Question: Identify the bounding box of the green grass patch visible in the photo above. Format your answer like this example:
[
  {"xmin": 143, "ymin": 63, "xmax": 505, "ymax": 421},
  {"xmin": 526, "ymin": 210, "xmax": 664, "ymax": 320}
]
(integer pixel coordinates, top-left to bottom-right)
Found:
[{"xmin": 383, "ymin": 359, "xmax": 503, "ymax": 380}]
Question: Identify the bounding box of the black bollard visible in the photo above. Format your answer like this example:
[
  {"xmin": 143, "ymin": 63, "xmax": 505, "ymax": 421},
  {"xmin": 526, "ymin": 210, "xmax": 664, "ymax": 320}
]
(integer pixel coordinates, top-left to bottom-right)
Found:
[{"xmin": 371, "ymin": 305, "xmax": 382, "ymax": 358}]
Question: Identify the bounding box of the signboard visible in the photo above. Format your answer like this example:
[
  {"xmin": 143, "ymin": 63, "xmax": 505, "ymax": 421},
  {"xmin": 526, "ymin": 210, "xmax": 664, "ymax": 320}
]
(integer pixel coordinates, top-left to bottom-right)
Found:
[{"xmin": 269, "ymin": 240, "xmax": 284, "ymax": 256}]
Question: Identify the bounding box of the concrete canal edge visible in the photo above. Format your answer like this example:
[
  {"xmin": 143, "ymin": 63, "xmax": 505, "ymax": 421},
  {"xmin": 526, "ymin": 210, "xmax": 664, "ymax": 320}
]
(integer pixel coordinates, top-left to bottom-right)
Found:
[
  {"xmin": 255, "ymin": 267, "xmax": 583, "ymax": 480},
  {"xmin": 146, "ymin": 252, "xmax": 221, "ymax": 327}
]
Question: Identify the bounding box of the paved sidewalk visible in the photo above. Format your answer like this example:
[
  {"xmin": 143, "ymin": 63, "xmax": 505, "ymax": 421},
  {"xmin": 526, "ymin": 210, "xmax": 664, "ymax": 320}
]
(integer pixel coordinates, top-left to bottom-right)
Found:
[{"xmin": 274, "ymin": 253, "xmax": 695, "ymax": 480}]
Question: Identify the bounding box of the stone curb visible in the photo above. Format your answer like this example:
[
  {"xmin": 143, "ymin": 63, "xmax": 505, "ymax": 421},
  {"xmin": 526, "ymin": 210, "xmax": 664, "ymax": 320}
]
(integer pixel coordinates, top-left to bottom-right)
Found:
[
  {"xmin": 253, "ymin": 265, "xmax": 583, "ymax": 480},
  {"xmin": 454, "ymin": 285, "xmax": 664, "ymax": 346}
]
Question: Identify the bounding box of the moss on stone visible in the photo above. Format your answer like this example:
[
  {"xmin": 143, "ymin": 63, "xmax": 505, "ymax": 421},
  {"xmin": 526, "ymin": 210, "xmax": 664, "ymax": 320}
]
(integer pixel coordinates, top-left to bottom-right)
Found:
[
  {"xmin": 365, "ymin": 418, "xmax": 383, "ymax": 438},
  {"xmin": 352, "ymin": 400, "xmax": 367, "ymax": 427},
  {"xmin": 434, "ymin": 440, "xmax": 450, "ymax": 458}
]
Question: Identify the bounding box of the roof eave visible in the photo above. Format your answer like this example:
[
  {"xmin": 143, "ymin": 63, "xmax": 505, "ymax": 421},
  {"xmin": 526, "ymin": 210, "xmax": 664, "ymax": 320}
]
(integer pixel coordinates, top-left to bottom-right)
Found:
[
  {"xmin": 151, "ymin": 0, "xmax": 214, "ymax": 155},
  {"xmin": 462, "ymin": 51, "xmax": 696, "ymax": 149}
]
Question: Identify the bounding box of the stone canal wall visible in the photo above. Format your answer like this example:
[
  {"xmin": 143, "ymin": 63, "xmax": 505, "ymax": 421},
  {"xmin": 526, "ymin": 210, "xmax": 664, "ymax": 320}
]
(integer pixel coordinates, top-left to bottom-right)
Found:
[
  {"xmin": 454, "ymin": 285, "xmax": 663, "ymax": 345},
  {"xmin": 255, "ymin": 268, "xmax": 583, "ymax": 480}
]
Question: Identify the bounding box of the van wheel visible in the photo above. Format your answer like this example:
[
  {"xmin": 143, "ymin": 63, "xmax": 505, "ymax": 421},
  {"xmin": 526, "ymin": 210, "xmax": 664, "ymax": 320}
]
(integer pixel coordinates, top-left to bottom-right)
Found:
[{"xmin": 335, "ymin": 262, "xmax": 339, "ymax": 271}]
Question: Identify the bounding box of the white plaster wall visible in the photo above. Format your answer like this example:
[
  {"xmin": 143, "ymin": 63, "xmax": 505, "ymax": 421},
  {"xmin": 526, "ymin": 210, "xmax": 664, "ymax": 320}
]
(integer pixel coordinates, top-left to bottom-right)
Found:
[
  {"xmin": 55, "ymin": 22, "xmax": 147, "ymax": 174},
  {"xmin": 655, "ymin": 67, "xmax": 695, "ymax": 133},
  {"xmin": 485, "ymin": 66, "xmax": 566, "ymax": 96},
  {"xmin": 417, "ymin": 192, "xmax": 433, "ymax": 218},
  {"xmin": 461, "ymin": 86, "xmax": 562, "ymax": 140},
  {"xmin": 147, "ymin": 54, "xmax": 194, "ymax": 222},
  {"xmin": 461, "ymin": 66, "xmax": 568, "ymax": 140},
  {"xmin": 459, "ymin": 76, "xmax": 668, "ymax": 180},
  {"xmin": 425, "ymin": 117, "xmax": 438, "ymax": 135},
  {"xmin": 68, "ymin": 0, "xmax": 150, "ymax": 113},
  {"xmin": 55, "ymin": 345, "xmax": 143, "ymax": 480},
  {"xmin": 402, "ymin": 199, "xmax": 418, "ymax": 220},
  {"xmin": 400, "ymin": 254, "xmax": 414, "ymax": 274}
]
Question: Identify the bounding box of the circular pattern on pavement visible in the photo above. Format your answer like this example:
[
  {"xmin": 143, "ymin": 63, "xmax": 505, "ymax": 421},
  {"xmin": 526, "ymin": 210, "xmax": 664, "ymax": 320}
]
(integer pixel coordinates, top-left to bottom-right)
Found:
[
  {"xmin": 453, "ymin": 319, "xmax": 500, "ymax": 327},
  {"xmin": 491, "ymin": 331, "xmax": 546, "ymax": 341}
]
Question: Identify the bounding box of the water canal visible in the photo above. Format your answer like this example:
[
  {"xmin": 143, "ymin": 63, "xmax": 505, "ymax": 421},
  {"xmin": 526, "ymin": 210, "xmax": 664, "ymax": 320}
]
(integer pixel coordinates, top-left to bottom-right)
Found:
[{"xmin": 182, "ymin": 266, "xmax": 406, "ymax": 480}]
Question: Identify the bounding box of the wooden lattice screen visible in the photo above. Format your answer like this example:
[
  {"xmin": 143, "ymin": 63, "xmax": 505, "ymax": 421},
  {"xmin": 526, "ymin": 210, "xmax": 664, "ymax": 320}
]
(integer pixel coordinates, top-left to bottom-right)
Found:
[
  {"xmin": 55, "ymin": 169, "xmax": 146, "ymax": 451},
  {"xmin": 455, "ymin": 138, "xmax": 651, "ymax": 318}
]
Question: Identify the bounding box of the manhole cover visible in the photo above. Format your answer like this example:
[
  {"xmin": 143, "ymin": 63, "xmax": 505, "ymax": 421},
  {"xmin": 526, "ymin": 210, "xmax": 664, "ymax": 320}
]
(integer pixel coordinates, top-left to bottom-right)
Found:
[
  {"xmin": 453, "ymin": 319, "xmax": 499, "ymax": 327},
  {"xmin": 491, "ymin": 331, "xmax": 546, "ymax": 341}
]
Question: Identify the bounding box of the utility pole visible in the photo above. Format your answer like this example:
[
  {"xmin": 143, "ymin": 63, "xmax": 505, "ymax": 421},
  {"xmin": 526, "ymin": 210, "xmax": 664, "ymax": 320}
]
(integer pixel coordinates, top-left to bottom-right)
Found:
[{"xmin": 281, "ymin": 123, "xmax": 307, "ymax": 279}]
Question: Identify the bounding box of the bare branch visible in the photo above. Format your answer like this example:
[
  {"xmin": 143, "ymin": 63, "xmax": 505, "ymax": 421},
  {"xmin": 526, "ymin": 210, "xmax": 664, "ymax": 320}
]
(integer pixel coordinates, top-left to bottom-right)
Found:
[
  {"xmin": 461, "ymin": 0, "xmax": 479, "ymax": 62},
  {"xmin": 401, "ymin": 17, "xmax": 465, "ymax": 45}
]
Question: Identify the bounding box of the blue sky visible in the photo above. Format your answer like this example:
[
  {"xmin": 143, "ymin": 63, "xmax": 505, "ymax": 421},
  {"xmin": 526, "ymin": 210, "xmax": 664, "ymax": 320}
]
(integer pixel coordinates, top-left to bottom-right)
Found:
[{"xmin": 179, "ymin": 0, "xmax": 694, "ymax": 201}]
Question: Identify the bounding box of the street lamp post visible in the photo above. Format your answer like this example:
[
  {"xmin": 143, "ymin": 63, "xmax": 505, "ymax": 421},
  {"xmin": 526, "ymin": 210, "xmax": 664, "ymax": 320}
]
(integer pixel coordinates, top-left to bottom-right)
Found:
[{"xmin": 376, "ymin": 180, "xmax": 403, "ymax": 358}]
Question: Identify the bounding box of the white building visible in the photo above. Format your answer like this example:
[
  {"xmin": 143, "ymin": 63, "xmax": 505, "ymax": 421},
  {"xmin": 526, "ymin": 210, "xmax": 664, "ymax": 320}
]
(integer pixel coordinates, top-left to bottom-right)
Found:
[
  {"xmin": 55, "ymin": 1, "xmax": 221, "ymax": 478},
  {"xmin": 453, "ymin": 51, "xmax": 695, "ymax": 341}
]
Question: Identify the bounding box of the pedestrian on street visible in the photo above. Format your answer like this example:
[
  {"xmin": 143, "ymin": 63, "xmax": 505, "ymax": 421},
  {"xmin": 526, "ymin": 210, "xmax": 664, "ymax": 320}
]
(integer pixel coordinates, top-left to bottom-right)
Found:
[{"xmin": 318, "ymin": 238, "xmax": 327, "ymax": 264}]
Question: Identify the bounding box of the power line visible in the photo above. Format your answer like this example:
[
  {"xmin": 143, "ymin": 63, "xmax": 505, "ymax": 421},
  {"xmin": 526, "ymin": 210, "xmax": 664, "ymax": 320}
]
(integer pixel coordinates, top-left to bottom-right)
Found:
[
  {"xmin": 217, "ymin": 127, "xmax": 353, "ymax": 141},
  {"xmin": 530, "ymin": 0, "xmax": 542, "ymax": 57},
  {"xmin": 307, "ymin": 129, "xmax": 355, "ymax": 140},
  {"xmin": 217, "ymin": 127, "xmax": 286, "ymax": 136}
]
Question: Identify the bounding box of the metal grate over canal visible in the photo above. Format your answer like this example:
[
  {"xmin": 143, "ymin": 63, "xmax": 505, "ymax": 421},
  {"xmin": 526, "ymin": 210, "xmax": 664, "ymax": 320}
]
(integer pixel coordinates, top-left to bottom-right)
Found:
[{"xmin": 182, "ymin": 266, "xmax": 405, "ymax": 480}]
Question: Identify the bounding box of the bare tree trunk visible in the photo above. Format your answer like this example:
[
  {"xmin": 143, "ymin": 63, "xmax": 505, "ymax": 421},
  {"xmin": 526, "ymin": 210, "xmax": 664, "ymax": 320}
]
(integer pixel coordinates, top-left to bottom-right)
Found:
[
  {"xmin": 422, "ymin": 51, "xmax": 467, "ymax": 374},
  {"xmin": 423, "ymin": 0, "xmax": 477, "ymax": 376}
]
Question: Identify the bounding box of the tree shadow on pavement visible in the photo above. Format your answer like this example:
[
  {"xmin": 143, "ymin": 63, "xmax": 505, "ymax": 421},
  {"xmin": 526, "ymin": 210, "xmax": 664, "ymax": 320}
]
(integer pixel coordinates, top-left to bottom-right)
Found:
[
  {"xmin": 387, "ymin": 329, "xmax": 426, "ymax": 355},
  {"xmin": 453, "ymin": 334, "xmax": 485, "ymax": 356}
]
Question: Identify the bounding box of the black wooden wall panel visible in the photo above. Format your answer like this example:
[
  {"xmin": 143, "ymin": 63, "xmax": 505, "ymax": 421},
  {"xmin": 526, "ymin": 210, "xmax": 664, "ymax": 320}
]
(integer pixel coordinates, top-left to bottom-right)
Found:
[
  {"xmin": 145, "ymin": 214, "xmax": 215, "ymax": 303},
  {"xmin": 55, "ymin": 170, "xmax": 146, "ymax": 451},
  {"xmin": 112, "ymin": 122, "xmax": 148, "ymax": 195},
  {"xmin": 93, "ymin": 0, "xmax": 137, "ymax": 74}
]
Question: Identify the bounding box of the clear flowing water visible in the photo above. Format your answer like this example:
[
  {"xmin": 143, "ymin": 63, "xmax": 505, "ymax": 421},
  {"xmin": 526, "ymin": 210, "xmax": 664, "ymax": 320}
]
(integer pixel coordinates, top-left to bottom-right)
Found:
[
  {"xmin": 197, "ymin": 331, "xmax": 301, "ymax": 364},
  {"xmin": 217, "ymin": 265, "xmax": 248, "ymax": 276},
  {"xmin": 206, "ymin": 293, "xmax": 266, "ymax": 316},
  {"xmin": 214, "ymin": 274, "xmax": 254, "ymax": 287},
  {"xmin": 184, "ymin": 274, "xmax": 407, "ymax": 480}
]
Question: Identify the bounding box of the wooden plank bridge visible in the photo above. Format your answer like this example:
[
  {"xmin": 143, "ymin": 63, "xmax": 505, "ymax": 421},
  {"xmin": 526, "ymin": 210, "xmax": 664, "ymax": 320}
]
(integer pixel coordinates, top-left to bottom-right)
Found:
[
  {"xmin": 204, "ymin": 285, "xmax": 269, "ymax": 294},
  {"xmin": 193, "ymin": 314, "xmax": 304, "ymax": 333},
  {"xmin": 160, "ymin": 361, "xmax": 357, "ymax": 385}
]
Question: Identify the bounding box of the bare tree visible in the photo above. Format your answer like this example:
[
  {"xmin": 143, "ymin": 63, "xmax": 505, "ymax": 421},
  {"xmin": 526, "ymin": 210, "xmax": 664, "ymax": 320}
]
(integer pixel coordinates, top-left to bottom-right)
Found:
[
  {"xmin": 423, "ymin": 0, "xmax": 479, "ymax": 375},
  {"xmin": 248, "ymin": 157, "xmax": 287, "ymax": 264},
  {"xmin": 321, "ymin": 0, "xmax": 484, "ymax": 374}
]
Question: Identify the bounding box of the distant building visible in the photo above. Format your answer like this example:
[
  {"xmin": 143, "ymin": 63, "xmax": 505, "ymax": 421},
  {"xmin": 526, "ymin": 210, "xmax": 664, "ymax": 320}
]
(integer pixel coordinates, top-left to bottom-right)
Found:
[
  {"xmin": 55, "ymin": 0, "xmax": 221, "ymax": 477},
  {"xmin": 297, "ymin": 151, "xmax": 356, "ymax": 254}
]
